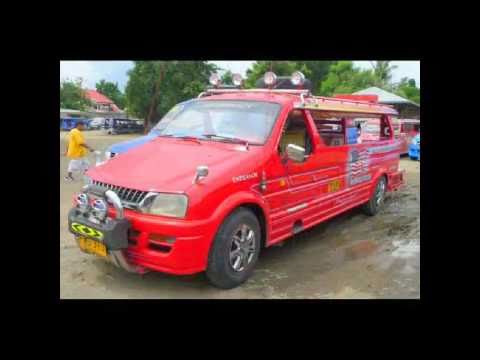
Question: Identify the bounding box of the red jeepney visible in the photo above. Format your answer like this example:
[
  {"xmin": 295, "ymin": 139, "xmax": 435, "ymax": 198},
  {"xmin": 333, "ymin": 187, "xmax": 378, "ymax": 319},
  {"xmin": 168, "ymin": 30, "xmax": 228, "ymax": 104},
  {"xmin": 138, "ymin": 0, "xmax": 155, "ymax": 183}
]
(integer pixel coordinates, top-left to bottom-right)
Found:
[
  {"xmin": 68, "ymin": 71, "xmax": 405, "ymax": 288},
  {"xmin": 391, "ymin": 118, "xmax": 420, "ymax": 154}
]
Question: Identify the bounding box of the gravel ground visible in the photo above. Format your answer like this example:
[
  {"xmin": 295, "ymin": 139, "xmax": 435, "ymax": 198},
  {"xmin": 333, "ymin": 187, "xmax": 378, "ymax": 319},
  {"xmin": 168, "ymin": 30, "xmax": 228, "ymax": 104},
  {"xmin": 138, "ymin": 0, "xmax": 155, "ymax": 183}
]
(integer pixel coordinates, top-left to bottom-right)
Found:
[{"xmin": 60, "ymin": 131, "xmax": 420, "ymax": 299}]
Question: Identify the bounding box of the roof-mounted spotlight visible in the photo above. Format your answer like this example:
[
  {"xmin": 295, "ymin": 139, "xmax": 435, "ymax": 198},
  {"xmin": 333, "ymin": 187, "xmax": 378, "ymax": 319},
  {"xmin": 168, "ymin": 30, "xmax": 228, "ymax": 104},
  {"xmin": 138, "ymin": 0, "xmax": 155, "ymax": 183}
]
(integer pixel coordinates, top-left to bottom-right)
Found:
[
  {"xmin": 263, "ymin": 71, "xmax": 277, "ymax": 88},
  {"xmin": 232, "ymin": 73, "xmax": 244, "ymax": 87},
  {"xmin": 291, "ymin": 71, "xmax": 306, "ymax": 87},
  {"xmin": 209, "ymin": 73, "xmax": 221, "ymax": 88}
]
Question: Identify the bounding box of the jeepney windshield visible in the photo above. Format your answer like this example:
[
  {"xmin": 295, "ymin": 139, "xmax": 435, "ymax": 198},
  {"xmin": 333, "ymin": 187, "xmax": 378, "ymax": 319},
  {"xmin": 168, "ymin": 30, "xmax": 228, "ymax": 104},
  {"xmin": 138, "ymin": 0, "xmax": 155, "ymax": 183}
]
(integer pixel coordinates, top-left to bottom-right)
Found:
[{"xmin": 152, "ymin": 100, "xmax": 281, "ymax": 145}]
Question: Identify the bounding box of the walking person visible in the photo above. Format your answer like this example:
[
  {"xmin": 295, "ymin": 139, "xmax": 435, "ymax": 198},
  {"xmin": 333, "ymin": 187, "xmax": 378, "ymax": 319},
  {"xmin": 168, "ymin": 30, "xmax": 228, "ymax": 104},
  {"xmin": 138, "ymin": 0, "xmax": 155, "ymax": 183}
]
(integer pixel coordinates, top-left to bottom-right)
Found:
[{"xmin": 64, "ymin": 120, "xmax": 94, "ymax": 181}]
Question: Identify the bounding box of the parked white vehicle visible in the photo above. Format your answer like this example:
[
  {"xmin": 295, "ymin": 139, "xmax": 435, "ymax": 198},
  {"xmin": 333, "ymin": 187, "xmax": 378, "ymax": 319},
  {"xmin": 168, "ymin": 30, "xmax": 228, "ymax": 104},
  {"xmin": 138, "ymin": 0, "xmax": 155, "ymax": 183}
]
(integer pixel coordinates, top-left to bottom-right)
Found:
[{"xmin": 89, "ymin": 117, "xmax": 106, "ymax": 130}]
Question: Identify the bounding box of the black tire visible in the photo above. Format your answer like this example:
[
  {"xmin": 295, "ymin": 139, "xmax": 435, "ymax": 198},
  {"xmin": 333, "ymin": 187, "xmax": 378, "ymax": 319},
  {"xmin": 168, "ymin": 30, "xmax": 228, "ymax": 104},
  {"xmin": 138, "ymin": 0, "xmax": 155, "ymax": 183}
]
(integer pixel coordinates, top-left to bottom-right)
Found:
[
  {"xmin": 206, "ymin": 207, "xmax": 261, "ymax": 289},
  {"xmin": 362, "ymin": 176, "xmax": 387, "ymax": 216}
]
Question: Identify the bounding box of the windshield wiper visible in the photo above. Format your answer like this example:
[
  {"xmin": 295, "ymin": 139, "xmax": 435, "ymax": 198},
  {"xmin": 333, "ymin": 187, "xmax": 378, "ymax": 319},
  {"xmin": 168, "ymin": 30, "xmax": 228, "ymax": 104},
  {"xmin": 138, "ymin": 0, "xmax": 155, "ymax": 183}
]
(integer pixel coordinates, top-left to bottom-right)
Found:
[
  {"xmin": 201, "ymin": 134, "xmax": 250, "ymax": 149},
  {"xmin": 157, "ymin": 134, "xmax": 202, "ymax": 144}
]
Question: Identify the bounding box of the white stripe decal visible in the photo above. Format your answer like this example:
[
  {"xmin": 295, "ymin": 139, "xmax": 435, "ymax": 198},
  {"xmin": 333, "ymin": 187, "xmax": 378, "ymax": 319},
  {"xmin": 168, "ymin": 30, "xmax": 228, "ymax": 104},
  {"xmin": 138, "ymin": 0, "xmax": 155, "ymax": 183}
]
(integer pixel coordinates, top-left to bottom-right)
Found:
[{"xmin": 287, "ymin": 203, "xmax": 308, "ymax": 213}]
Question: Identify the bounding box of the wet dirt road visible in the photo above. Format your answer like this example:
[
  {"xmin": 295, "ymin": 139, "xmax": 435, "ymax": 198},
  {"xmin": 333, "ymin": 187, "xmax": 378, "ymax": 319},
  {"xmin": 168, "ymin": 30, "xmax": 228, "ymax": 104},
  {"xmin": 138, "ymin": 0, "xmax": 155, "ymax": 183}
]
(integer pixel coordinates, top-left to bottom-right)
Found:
[{"xmin": 60, "ymin": 131, "xmax": 420, "ymax": 299}]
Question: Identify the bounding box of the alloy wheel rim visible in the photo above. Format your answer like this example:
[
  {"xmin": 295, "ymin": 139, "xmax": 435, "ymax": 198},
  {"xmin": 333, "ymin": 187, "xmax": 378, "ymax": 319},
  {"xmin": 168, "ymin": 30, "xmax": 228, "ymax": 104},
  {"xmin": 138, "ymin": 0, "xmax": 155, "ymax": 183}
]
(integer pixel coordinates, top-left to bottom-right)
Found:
[
  {"xmin": 229, "ymin": 224, "xmax": 256, "ymax": 272},
  {"xmin": 376, "ymin": 180, "xmax": 385, "ymax": 206}
]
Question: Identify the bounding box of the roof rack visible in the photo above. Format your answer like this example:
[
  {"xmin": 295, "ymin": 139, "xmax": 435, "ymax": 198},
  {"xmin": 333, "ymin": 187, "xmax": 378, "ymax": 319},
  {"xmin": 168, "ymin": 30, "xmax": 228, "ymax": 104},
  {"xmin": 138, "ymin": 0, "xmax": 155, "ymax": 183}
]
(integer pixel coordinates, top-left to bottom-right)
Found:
[
  {"xmin": 198, "ymin": 88, "xmax": 311, "ymax": 98},
  {"xmin": 197, "ymin": 88, "xmax": 397, "ymax": 115},
  {"xmin": 296, "ymin": 95, "xmax": 398, "ymax": 115}
]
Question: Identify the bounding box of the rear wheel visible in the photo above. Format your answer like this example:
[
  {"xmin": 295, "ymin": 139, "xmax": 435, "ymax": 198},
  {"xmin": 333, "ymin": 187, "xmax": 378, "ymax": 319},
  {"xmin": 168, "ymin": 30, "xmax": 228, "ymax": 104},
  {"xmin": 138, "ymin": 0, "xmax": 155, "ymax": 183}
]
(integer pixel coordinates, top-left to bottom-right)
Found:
[
  {"xmin": 206, "ymin": 208, "xmax": 261, "ymax": 289},
  {"xmin": 362, "ymin": 176, "xmax": 387, "ymax": 216}
]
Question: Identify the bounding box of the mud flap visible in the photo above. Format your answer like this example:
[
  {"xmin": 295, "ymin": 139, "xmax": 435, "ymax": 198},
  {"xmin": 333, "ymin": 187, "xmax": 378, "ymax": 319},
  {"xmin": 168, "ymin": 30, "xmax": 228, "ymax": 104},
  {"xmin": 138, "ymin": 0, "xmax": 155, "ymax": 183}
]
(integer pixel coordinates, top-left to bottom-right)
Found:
[{"xmin": 387, "ymin": 169, "xmax": 405, "ymax": 192}]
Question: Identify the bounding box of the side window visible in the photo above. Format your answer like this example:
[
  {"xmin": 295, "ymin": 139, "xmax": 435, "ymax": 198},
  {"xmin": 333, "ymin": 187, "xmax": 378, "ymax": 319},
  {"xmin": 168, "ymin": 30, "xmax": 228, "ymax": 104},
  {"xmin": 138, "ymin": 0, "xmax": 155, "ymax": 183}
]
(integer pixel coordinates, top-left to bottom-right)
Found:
[
  {"xmin": 310, "ymin": 111, "xmax": 345, "ymax": 147},
  {"xmin": 355, "ymin": 116, "xmax": 391, "ymax": 141},
  {"xmin": 279, "ymin": 110, "xmax": 313, "ymax": 156}
]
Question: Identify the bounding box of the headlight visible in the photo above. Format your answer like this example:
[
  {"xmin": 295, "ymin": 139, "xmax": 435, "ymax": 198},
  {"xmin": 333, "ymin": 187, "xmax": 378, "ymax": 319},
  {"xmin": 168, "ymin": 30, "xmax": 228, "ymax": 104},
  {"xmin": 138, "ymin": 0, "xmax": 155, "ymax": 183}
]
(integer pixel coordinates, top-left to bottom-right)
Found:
[{"xmin": 141, "ymin": 193, "xmax": 188, "ymax": 218}]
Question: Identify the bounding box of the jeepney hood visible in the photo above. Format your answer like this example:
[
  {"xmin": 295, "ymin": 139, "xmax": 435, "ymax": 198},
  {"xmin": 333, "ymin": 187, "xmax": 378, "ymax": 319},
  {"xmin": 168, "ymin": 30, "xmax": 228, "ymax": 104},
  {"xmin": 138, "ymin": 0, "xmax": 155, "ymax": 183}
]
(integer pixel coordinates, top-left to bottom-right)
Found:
[{"xmin": 87, "ymin": 137, "xmax": 264, "ymax": 193}]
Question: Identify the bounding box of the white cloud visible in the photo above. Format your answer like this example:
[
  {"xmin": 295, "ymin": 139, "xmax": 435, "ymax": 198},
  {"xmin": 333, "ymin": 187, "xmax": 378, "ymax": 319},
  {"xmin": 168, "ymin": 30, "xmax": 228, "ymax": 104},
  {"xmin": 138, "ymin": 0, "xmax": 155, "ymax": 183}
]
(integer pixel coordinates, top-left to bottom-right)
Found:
[
  {"xmin": 60, "ymin": 61, "xmax": 99, "ymax": 88},
  {"xmin": 60, "ymin": 61, "xmax": 134, "ymax": 90}
]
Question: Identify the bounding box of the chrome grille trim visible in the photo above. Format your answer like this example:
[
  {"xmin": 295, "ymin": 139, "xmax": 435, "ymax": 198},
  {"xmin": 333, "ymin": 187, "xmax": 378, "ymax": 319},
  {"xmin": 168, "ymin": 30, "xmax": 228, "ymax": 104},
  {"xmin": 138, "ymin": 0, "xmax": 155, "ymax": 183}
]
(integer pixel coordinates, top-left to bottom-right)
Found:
[{"xmin": 91, "ymin": 180, "xmax": 148, "ymax": 209}]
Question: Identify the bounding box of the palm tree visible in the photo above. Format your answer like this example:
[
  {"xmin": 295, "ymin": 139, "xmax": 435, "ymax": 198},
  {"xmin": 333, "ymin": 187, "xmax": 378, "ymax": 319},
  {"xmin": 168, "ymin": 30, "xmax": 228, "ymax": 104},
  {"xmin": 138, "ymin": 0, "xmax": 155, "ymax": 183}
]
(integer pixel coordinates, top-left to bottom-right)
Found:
[{"xmin": 370, "ymin": 61, "xmax": 398, "ymax": 87}]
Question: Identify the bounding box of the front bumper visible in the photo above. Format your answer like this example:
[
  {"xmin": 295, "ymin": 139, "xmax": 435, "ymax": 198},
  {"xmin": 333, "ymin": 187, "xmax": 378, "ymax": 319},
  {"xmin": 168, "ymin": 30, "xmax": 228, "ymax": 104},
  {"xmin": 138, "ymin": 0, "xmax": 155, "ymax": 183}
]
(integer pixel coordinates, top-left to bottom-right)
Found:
[
  {"xmin": 118, "ymin": 209, "xmax": 215, "ymax": 275},
  {"xmin": 70, "ymin": 185, "xmax": 216, "ymax": 275}
]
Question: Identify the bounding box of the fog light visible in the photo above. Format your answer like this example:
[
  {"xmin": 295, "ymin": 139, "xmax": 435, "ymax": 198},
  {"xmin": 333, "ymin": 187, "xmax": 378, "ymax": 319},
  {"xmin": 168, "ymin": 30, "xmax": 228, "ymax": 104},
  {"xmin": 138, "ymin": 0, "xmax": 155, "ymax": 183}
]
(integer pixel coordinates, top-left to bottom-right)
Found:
[
  {"xmin": 149, "ymin": 234, "xmax": 176, "ymax": 244},
  {"xmin": 76, "ymin": 193, "xmax": 90, "ymax": 212},
  {"xmin": 92, "ymin": 198, "xmax": 108, "ymax": 221}
]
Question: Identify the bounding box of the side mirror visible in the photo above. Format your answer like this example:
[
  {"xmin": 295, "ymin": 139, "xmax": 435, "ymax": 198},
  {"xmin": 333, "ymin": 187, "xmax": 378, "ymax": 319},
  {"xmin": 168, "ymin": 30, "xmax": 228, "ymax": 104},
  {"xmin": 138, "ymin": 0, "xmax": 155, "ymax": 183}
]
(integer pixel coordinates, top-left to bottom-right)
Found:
[
  {"xmin": 286, "ymin": 144, "xmax": 306, "ymax": 163},
  {"xmin": 193, "ymin": 165, "xmax": 209, "ymax": 184}
]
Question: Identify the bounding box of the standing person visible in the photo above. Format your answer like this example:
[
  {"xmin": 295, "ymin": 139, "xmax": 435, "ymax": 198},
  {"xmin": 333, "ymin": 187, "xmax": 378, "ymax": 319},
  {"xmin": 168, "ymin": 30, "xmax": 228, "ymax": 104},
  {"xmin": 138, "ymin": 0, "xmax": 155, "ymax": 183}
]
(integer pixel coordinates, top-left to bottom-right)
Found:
[
  {"xmin": 356, "ymin": 123, "xmax": 363, "ymax": 144},
  {"xmin": 64, "ymin": 120, "xmax": 94, "ymax": 181}
]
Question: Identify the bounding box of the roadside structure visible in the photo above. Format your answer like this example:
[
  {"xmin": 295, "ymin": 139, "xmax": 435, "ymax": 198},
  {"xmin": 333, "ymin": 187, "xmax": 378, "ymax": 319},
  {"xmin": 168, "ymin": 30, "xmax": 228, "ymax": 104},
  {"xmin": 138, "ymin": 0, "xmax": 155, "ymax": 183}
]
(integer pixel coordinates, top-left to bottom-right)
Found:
[
  {"xmin": 60, "ymin": 90, "xmax": 131, "ymax": 121},
  {"xmin": 353, "ymin": 87, "xmax": 420, "ymax": 119}
]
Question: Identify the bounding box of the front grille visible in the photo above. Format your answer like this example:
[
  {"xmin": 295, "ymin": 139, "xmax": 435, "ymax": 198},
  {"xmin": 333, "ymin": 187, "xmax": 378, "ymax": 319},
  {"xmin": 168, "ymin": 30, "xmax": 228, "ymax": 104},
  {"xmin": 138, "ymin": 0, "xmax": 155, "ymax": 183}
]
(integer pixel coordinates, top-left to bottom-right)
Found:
[{"xmin": 92, "ymin": 180, "xmax": 148, "ymax": 207}]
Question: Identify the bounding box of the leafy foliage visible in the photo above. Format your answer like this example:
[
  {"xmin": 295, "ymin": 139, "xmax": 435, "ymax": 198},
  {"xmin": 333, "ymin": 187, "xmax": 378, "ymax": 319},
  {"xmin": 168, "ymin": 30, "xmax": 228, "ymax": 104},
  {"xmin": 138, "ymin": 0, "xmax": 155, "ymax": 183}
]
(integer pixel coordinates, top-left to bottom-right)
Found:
[
  {"xmin": 60, "ymin": 78, "xmax": 91, "ymax": 110},
  {"xmin": 371, "ymin": 61, "xmax": 398, "ymax": 87},
  {"xmin": 95, "ymin": 79, "xmax": 126, "ymax": 109},
  {"xmin": 394, "ymin": 77, "xmax": 420, "ymax": 104},
  {"xmin": 244, "ymin": 61, "xmax": 335, "ymax": 93},
  {"xmin": 319, "ymin": 61, "xmax": 379, "ymax": 96},
  {"xmin": 221, "ymin": 70, "xmax": 234, "ymax": 85},
  {"xmin": 295, "ymin": 61, "xmax": 336, "ymax": 94},
  {"xmin": 244, "ymin": 61, "xmax": 300, "ymax": 88},
  {"xmin": 125, "ymin": 61, "xmax": 219, "ymax": 130}
]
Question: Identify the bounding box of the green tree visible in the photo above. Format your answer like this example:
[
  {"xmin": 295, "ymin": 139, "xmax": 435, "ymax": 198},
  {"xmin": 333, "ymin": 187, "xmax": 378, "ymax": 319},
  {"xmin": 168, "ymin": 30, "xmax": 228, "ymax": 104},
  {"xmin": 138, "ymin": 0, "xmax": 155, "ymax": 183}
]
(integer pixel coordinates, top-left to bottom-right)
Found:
[
  {"xmin": 370, "ymin": 61, "xmax": 398, "ymax": 86},
  {"xmin": 394, "ymin": 77, "xmax": 420, "ymax": 104},
  {"xmin": 295, "ymin": 61, "xmax": 336, "ymax": 94},
  {"xmin": 221, "ymin": 70, "xmax": 234, "ymax": 85},
  {"xmin": 243, "ymin": 61, "xmax": 334, "ymax": 93},
  {"xmin": 95, "ymin": 79, "xmax": 126, "ymax": 109},
  {"xmin": 244, "ymin": 61, "xmax": 300, "ymax": 88},
  {"xmin": 60, "ymin": 78, "xmax": 91, "ymax": 110},
  {"xmin": 319, "ymin": 61, "xmax": 379, "ymax": 96},
  {"xmin": 125, "ymin": 61, "xmax": 218, "ymax": 131}
]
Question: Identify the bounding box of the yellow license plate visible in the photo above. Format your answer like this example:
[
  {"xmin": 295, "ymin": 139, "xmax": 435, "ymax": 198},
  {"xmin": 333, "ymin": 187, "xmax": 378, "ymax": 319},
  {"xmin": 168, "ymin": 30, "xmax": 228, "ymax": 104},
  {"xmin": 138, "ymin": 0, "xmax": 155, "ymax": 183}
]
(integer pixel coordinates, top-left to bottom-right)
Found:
[
  {"xmin": 328, "ymin": 179, "xmax": 341, "ymax": 193},
  {"xmin": 78, "ymin": 236, "xmax": 107, "ymax": 257}
]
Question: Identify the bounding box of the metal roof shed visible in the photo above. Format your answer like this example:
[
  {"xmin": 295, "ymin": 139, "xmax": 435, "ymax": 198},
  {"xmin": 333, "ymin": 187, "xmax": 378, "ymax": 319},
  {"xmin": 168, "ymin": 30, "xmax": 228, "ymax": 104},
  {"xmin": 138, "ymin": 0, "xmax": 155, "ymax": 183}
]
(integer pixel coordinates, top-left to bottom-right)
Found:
[{"xmin": 352, "ymin": 87, "xmax": 420, "ymax": 119}]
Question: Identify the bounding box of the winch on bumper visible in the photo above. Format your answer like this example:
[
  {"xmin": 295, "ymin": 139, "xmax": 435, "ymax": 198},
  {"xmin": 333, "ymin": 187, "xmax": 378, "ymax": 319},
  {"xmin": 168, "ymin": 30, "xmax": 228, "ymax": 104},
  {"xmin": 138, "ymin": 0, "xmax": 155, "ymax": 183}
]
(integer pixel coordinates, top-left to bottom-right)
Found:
[{"xmin": 68, "ymin": 185, "xmax": 147, "ymax": 274}]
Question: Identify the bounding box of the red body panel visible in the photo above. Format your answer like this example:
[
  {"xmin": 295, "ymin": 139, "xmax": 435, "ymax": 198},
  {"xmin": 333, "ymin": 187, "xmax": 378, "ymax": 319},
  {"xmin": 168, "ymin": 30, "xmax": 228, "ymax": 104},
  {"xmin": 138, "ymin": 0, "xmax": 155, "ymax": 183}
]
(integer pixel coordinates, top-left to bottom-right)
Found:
[{"xmin": 84, "ymin": 91, "xmax": 404, "ymax": 275}]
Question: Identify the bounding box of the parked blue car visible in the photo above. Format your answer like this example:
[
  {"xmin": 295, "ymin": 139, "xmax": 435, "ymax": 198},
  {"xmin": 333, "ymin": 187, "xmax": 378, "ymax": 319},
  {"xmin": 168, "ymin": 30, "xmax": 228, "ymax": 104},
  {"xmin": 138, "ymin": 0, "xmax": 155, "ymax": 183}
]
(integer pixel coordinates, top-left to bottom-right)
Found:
[
  {"xmin": 103, "ymin": 100, "xmax": 193, "ymax": 160},
  {"xmin": 408, "ymin": 133, "xmax": 420, "ymax": 160}
]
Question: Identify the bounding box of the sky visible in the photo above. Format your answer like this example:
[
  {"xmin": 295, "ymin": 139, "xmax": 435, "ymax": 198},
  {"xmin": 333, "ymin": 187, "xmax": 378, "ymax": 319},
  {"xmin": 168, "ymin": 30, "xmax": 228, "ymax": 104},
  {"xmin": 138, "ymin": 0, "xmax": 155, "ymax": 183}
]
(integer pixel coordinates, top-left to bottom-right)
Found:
[{"xmin": 60, "ymin": 60, "xmax": 420, "ymax": 91}]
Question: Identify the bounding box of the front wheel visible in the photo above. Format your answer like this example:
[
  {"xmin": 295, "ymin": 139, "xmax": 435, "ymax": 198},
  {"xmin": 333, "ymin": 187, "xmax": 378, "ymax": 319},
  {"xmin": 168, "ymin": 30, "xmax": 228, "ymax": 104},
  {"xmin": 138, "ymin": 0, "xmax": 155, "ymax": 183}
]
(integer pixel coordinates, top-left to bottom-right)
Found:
[
  {"xmin": 206, "ymin": 208, "xmax": 261, "ymax": 289},
  {"xmin": 362, "ymin": 176, "xmax": 387, "ymax": 216}
]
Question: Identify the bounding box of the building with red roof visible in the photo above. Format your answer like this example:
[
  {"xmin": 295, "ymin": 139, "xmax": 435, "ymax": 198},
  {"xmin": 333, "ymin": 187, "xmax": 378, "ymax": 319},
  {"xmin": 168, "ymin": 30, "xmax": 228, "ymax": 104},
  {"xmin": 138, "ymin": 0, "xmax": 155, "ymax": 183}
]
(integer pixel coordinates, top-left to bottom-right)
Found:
[{"xmin": 84, "ymin": 89, "xmax": 122, "ymax": 113}]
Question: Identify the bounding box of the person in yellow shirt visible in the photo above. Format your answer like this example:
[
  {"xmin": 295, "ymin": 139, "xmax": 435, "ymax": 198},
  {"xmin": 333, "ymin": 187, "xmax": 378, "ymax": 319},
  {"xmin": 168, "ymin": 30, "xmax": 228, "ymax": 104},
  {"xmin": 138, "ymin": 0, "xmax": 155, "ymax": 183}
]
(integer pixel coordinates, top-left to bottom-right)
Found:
[{"xmin": 64, "ymin": 120, "xmax": 94, "ymax": 181}]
